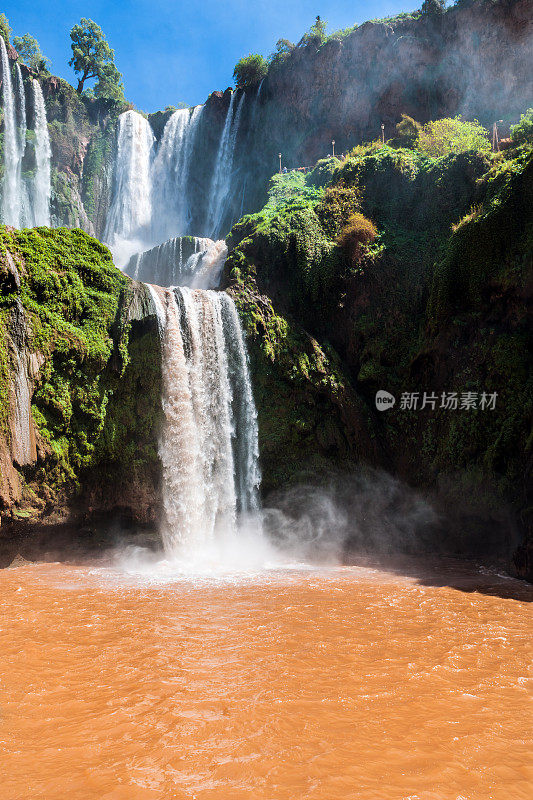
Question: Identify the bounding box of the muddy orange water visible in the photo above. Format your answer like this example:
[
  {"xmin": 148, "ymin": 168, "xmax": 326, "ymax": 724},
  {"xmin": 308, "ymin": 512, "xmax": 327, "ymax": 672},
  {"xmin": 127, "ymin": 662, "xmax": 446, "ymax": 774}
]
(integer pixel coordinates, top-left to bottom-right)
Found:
[{"xmin": 0, "ymin": 557, "xmax": 531, "ymax": 800}]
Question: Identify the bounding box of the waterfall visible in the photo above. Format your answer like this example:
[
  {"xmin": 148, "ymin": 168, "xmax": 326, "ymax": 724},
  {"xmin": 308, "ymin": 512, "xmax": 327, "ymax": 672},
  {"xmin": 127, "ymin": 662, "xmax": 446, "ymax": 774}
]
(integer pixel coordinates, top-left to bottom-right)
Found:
[
  {"xmin": 148, "ymin": 285, "xmax": 261, "ymax": 556},
  {"xmin": 205, "ymin": 91, "xmax": 245, "ymax": 239},
  {"xmin": 0, "ymin": 37, "xmax": 26, "ymax": 227},
  {"xmin": 31, "ymin": 79, "xmax": 51, "ymax": 226},
  {"xmin": 151, "ymin": 105, "xmax": 204, "ymax": 242},
  {"xmin": 104, "ymin": 110, "xmax": 155, "ymax": 266},
  {"xmin": 127, "ymin": 236, "xmax": 227, "ymax": 288}
]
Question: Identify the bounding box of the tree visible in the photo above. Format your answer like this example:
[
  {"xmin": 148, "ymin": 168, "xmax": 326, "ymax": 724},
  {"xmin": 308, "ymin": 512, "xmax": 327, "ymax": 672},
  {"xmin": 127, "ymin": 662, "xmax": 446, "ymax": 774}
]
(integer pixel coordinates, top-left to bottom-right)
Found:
[
  {"xmin": 13, "ymin": 33, "xmax": 51, "ymax": 71},
  {"xmin": 510, "ymin": 109, "xmax": 533, "ymax": 146},
  {"xmin": 300, "ymin": 16, "xmax": 327, "ymax": 47},
  {"xmin": 0, "ymin": 13, "xmax": 11, "ymax": 45},
  {"xmin": 269, "ymin": 38, "xmax": 295, "ymax": 68},
  {"xmin": 69, "ymin": 18, "xmax": 124, "ymax": 100},
  {"xmin": 420, "ymin": 0, "xmax": 446, "ymax": 14},
  {"xmin": 233, "ymin": 54, "xmax": 268, "ymax": 90},
  {"xmin": 415, "ymin": 117, "xmax": 491, "ymax": 157}
]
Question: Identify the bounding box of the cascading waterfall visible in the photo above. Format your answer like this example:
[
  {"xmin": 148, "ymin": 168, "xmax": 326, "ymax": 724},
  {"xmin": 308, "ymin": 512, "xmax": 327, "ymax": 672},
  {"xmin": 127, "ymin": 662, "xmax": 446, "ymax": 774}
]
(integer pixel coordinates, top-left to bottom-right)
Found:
[
  {"xmin": 127, "ymin": 236, "xmax": 227, "ymax": 288},
  {"xmin": 31, "ymin": 79, "xmax": 51, "ymax": 226},
  {"xmin": 205, "ymin": 91, "xmax": 245, "ymax": 238},
  {"xmin": 104, "ymin": 110, "xmax": 155, "ymax": 266},
  {"xmin": 149, "ymin": 285, "xmax": 260, "ymax": 555},
  {"xmin": 151, "ymin": 105, "xmax": 204, "ymax": 242},
  {"xmin": 105, "ymin": 94, "xmax": 245, "ymax": 267},
  {"xmin": 0, "ymin": 37, "xmax": 26, "ymax": 226}
]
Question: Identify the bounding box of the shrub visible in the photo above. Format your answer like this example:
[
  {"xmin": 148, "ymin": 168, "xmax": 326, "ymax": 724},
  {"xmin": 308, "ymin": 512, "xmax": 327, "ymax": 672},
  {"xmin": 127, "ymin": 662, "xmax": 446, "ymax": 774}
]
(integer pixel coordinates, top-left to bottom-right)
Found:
[
  {"xmin": 510, "ymin": 109, "xmax": 533, "ymax": 146},
  {"xmin": 337, "ymin": 212, "xmax": 378, "ymax": 265},
  {"xmin": 420, "ymin": 0, "xmax": 446, "ymax": 15},
  {"xmin": 316, "ymin": 182, "xmax": 361, "ymax": 238},
  {"xmin": 233, "ymin": 54, "xmax": 268, "ymax": 90},
  {"xmin": 394, "ymin": 114, "xmax": 422, "ymax": 148},
  {"xmin": 415, "ymin": 116, "xmax": 491, "ymax": 158}
]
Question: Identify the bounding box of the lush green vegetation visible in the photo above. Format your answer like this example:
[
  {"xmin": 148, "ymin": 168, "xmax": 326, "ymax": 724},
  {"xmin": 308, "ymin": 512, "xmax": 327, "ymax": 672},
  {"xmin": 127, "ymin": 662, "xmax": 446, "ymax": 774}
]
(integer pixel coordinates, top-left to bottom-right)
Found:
[
  {"xmin": 233, "ymin": 54, "xmax": 268, "ymax": 90},
  {"xmin": 415, "ymin": 117, "xmax": 491, "ymax": 158},
  {"xmin": 224, "ymin": 120, "xmax": 532, "ymax": 551},
  {"xmin": 69, "ymin": 18, "xmax": 124, "ymax": 100},
  {"xmin": 13, "ymin": 32, "xmax": 50, "ymax": 71},
  {"xmin": 0, "ymin": 227, "xmax": 161, "ymax": 518},
  {"xmin": 511, "ymin": 109, "xmax": 533, "ymax": 146}
]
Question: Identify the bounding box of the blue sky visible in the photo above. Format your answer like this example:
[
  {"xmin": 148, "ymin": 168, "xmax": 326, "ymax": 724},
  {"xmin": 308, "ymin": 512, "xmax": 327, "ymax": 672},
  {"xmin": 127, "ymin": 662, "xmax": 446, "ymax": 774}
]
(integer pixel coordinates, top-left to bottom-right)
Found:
[{"xmin": 4, "ymin": 1, "xmax": 415, "ymax": 111}]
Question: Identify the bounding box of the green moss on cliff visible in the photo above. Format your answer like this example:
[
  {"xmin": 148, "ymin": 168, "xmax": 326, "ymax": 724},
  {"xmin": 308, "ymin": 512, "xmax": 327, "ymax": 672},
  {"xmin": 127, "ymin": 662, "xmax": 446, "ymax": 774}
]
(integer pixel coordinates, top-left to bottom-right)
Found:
[
  {"xmin": 226, "ymin": 140, "xmax": 532, "ymax": 560},
  {"xmin": 0, "ymin": 226, "xmax": 161, "ymax": 520}
]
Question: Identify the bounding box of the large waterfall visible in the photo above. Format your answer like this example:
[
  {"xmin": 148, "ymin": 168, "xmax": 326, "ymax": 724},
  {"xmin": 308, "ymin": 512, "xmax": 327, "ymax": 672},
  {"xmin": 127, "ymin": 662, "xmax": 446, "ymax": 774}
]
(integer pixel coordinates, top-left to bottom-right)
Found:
[
  {"xmin": 105, "ymin": 92, "xmax": 244, "ymax": 270},
  {"xmin": 149, "ymin": 285, "xmax": 260, "ymax": 556},
  {"xmin": 0, "ymin": 39, "xmax": 52, "ymax": 228},
  {"xmin": 31, "ymin": 79, "xmax": 51, "ymax": 227},
  {"xmin": 151, "ymin": 105, "xmax": 204, "ymax": 244},
  {"xmin": 1, "ymin": 37, "xmax": 25, "ymax": 226}
]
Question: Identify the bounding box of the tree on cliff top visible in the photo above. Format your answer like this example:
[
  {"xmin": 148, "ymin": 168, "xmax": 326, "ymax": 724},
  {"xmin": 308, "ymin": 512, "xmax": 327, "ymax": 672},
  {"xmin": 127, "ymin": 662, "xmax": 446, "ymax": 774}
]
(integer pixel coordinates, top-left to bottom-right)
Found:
[
  {"xmin": 299, "ymin": 16, "xmax": 327, "ymax": 47},
  {"xmin": 269, "ymin": 39, "xmax": 295, "ymax": 68},
  {"xmin": 13, "ymin": 33, "xmax": 51, "ymax": 72},
  {"xmin": 233, "ymin": 54, "xmax": 268, "ymax": 90},
  {"xmin": 420, "ymin": 0, "xmax": 446, "ymax": 14},
  {"xmin": 0, "ymin": 13, "xmax": 11, "ymax": 45},
  {"xmin": 69, "ymin": 18, "xmax": 124, "ymax": 100}
]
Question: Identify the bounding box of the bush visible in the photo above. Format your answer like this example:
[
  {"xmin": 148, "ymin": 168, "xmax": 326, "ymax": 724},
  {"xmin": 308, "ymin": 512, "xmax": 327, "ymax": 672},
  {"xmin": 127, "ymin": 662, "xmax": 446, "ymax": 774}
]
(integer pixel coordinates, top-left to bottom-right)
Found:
[
  {"xmin": 394, "ymin": 114, "xmax": 422, "ymax": 148},
  {"xmin": 416, "ymin": 116, "xmax": 491, "ymax": 158},
  {"xmin": 316, "ymin": 182, "xmax": 361, "ymax": 238},
  {"xmin": 233, "ymin": 54, "xmax": 268, "ymax": 90},
  {"xmin": 510, "ymin": 109, "xmax": 533, "ymax": 146},
  {"xmin": 337, "ymin": 212, "xmax": 377, "ymax": 265}
]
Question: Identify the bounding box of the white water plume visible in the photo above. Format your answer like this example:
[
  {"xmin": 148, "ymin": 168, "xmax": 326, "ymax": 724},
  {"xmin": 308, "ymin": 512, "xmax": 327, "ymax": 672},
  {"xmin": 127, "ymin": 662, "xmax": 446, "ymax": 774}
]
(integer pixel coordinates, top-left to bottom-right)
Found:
[
  {"xmin": 148, "ymin": 285, "xmax": 261, "ymax": 560},
  {"xmin": 0, "ymin": 38, "xmax": 26, "ymax": 226},
  {"xmin": 151, "ymin": 105, "xmax": 204, "ymax": 242},
  {"xmin": 205, "ymin": 91, "xmax": 245, "ymax": 238},
  {"xmin": 31, "ymin": 79, "xmax": 51, "ymax": 226},
  {"xmin": 104, "ymin": 110, "xmax": 155, "ymax": 266}
]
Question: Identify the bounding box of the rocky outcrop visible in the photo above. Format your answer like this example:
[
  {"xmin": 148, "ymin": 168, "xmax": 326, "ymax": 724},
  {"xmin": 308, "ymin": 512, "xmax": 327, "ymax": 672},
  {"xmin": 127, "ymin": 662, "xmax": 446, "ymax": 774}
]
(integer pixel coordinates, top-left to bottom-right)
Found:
[
  {"xmin": 0, "ymin": 227, "xmax": 163, "ymax": 531},
  {"xmin": 19, "ymin": 0, "xmax": 531, "ymax": 243},
  {"xmin": 223, "ymin": 143, "xmax": 532, "ymax": 574}
]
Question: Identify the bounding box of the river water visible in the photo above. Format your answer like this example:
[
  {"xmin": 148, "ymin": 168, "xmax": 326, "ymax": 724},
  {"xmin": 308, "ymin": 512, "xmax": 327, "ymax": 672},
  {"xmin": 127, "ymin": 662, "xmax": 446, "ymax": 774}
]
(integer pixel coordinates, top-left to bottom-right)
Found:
[{"xmin": 0, "ymin": 556, "xmax": 531, "ymax": 800}]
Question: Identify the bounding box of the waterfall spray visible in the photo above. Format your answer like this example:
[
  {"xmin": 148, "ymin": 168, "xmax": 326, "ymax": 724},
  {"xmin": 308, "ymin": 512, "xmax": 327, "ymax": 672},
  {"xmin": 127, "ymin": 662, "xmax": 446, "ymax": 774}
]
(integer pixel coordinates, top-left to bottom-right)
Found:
[
  {"xmin": 31, "ymin": 80, "xmax": 51, "ymax": 226},
  {"xmin": 148, "ymin": 285, "xmax": 261, "ymax": 557}
]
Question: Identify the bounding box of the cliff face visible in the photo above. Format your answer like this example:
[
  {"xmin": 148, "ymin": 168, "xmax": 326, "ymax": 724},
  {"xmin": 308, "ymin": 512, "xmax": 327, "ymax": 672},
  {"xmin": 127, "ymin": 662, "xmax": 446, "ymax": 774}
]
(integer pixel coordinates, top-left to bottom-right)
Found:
[
  {"xmin": 0, "ymin": 227, "xmax": 162, "ymax": 532},
  {"xmin": 224, "ymin": 144, "xmax": 532, "ymax": 576},
  {"xmin": 13, "ymin": 0, "xmax": 531, "ymax": 243},
  {"xmin": 233, "ymin": 0, "xmax": 533, "ymax": 225}
]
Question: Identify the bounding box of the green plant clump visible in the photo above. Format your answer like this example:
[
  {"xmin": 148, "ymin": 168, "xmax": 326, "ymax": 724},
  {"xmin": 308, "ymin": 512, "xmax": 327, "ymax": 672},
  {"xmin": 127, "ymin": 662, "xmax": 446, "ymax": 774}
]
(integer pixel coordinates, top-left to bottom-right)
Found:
[{"xmin": 233, "ymin": 54, "xmax": 268, "ymax": 90}]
